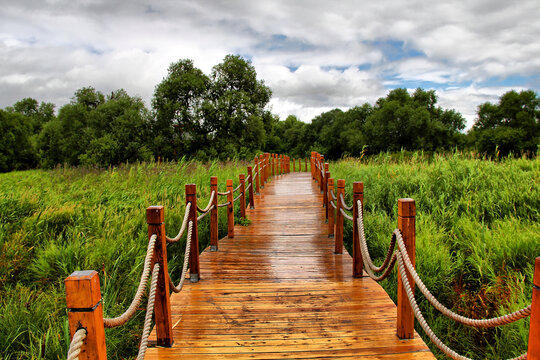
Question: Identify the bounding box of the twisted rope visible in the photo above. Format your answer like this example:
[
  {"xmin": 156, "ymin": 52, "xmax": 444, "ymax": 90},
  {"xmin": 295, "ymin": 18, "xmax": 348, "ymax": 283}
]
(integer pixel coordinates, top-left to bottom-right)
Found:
[
  {"xmin": 395, "ymin": 229, "xmax": 532, "ymax": 328},
  {"xmin": 218, "ymin": 190, "xmax": 230, "ymax": 196},
  {"xmin": 67, "ymin": 328, "xmax": 87, "ymax": 360},
  {"xmin": 339, "ymin": 193, "xmax": 353, "ymax": 211},
  {"xmin": 339, "ymin": 207, "xmax": 353, "ymax": 221},
  {"xmin": 246, "ymin": 175, "xmax": 251, "ymax": 182},
  {"xmin": 330, "ymin": 189, "xmax": 337, "ymax": 200},
  {"xmin": 136, "ymin": 262, "xmax": 159, "ymax": 360},
  {"xmin": 329, "ymin": 200, "xmax": 337, "ymax": 209},
  {"xmin": 233, "ymin": 183, "xmax": 242, "ymax": 192},
  {"xmin": 245, "ymin": 183, "xmax": 251, "ymax": 191},
  {"xmin": 197, "ymin": 191, "xmax": 215, "ymax": 213},
  {"xmin": 166, "ymin": 202, "xmax": 192, "ymax": 243},
  {"xmin": 218, "ymin": 201, "xmax": 231, "ymax": 208},
  {"xmin": 103, "ymin": 234, "xmax": 157, "ymax": 328},
  {"xmin": 233, "ymin": 193, "xmax": 242, "ymax": 202},
  {"xmin": 197, "ymin": 205, "xmax": 214, "ymax": 221},
  {"xmin": 169, "ymin": 221, "xmax": 193, "ymax": 293}
]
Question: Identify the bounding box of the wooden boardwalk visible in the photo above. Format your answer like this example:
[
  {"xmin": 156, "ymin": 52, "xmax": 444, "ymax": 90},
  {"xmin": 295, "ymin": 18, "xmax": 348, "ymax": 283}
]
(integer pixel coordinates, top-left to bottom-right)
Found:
[{"xmin": 146, "ymin": 172, "xmax": 435, "ymax": 359}]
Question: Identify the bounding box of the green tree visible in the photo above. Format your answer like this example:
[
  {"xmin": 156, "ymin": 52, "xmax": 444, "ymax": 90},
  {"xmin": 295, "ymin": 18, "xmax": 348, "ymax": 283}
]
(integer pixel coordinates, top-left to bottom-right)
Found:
[
  {"xmin": 0, "ymin": 110, "xmax": 38, "ymax": 172},
  {"xmin": 152, "ymin": 59, "xmax": 210, "ymax": 159},
  {"xmin": 470, "ymin": 90, "xmax": 539, "ymax": 155}
]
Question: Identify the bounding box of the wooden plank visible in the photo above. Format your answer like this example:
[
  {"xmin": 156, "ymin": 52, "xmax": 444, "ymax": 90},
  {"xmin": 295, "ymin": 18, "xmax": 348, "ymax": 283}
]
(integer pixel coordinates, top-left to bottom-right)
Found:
[{"xmin": 146, "ymin": 173, "xmax": 435, "ymax": 359}]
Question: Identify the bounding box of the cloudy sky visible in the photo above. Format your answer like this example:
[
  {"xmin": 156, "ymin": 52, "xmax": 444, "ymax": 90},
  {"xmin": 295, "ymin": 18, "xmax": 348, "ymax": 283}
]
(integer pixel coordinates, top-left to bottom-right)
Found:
[{"xmin": 1, "ymin": 1, "xmax": 539, "ymax": 128}]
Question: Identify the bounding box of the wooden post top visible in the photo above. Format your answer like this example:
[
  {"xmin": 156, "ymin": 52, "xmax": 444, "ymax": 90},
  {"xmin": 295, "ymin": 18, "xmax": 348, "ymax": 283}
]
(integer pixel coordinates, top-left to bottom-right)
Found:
[
  {"xmin": 185, "ymin": 184, "xmax": 197, "ymax": 195},
  {"xmin": 324, "ymin": 163, "xmax": 329, "ymax": 171},
  {"xmin": 328, "ymin": 178, "xmax": 334, "ymax": 186},
  {"xmin": 240, "ymin": 174, "xmax": 245, "ymax": 180},
  {"xmin": 146, "ymin": 205, "xmax": 164, "ymax": 224},
  {"xmin": 210, "ymin": 176, "xmax": 218, "ymax": 185},
  {"xmin": 65, "ymin": 270, "xmax": 101, "ymax": 309},
  {"xmin": 248, "ymin": 166, "xmax": 252, "ymax": 171},
  {"xmin": 398, "ymin": 198, "xmax": 416, "ymax": 217},
  {"xmin": 534, "ymin": 257, "xmax": 540, "ymax": 287},
  {"xmin": 337, "ymin": 179, "xmax": 345, "ymax": 188},
  {"xmin": 226, "ymin": 179, "xmax": 233, "ymax": 186},
  {"xmin": 353, "ymin": 182, "xmax": 364, "ymax": 193}
]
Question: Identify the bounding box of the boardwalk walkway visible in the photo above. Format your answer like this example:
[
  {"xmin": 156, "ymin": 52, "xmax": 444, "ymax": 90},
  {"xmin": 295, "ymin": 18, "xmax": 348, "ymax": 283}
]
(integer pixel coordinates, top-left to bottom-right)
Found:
[{"xmin": 146, "ymin": 172, "xmax": 435, "ymax": 359}]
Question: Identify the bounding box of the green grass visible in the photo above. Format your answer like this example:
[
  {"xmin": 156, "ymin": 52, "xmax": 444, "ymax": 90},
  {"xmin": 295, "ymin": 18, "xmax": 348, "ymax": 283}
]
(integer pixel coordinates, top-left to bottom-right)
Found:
[
  {"xmin": 0, "ymin": 158, "xmax": 258, "ymax": 359},
  {"xmin": 331, "ymin": 151, "xmax": 539, "ymax": 359}
]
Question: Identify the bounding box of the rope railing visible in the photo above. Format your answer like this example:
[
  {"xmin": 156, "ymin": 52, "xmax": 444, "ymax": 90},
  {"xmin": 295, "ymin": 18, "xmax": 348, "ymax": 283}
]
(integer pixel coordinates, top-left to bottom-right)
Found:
[
  {"xmin": 196, "ymin": 191, "xmax": 215, "ymax": 213},
  {"xmin": 64, "ymin": 152, "xmax": 293, "ymax": 359},
  {"xmin": 310, "ymin": 150, "xmax": 538, "ymax": 360},
  {"xmin": 166, "ymin": 203, "xmax": 191, "ymax": 243}
]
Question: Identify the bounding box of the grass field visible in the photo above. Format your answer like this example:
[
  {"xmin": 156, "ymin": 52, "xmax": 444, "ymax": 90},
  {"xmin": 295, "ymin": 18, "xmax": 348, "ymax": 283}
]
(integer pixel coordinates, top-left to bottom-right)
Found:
[
  {"xmin": 0, "ymin": 153, "xmax": 538, "ymax": 359},
  {"xmin": 0, "ymin": 159, "xmax": 256, "ymax": 359},
  {"xmin": 331, "ymin": 151, "xmax": 539, "ymax": 359}
]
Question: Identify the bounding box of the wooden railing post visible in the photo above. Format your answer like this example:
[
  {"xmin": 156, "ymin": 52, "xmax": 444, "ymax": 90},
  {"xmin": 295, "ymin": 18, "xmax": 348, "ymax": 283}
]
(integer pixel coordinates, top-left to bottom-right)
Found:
[
  {"xmin": 278, "ymin": 155, "xmax": 281, "ymax": 175},
  {"xmin": 328, "ymin": 178, "xmax": 334, "ymax": 238},
  {"xmin": 146, "ymin": 205, "xmax": 174, "ymax": 344},
  {"xmin": 353, "ymin": 182, "xmax": 364, "ymax": 278},
  {"xmin": 271, "ymin": 154, "xmax": 275, "ymax": 177},
  {"xmin": 247, "ymin": 166, "xmax": 255, "ymax": 209},
  {"xmin": 335, "ymin": 179, "xmax": 345, "ymax": 254},
  {"xmin": 210, "ymin": 176, "xmax": 218, "ymax": 251},
  {"xmin": 311, "ymin": 152, "xmax": 315, "ymax": 179},
  {"xmin": 185, "ymin": 186, "xmax": 200, "ymax": 283},
  {"xmin": 259, "ymin": 154, "xmax": 265, "ymax": 187},
  {"xmin": 322, "ymin": 163, "xmax": 329, "ymax": 207},
  {"xmin": 265, "ymin": 153, "xmax": 270, "ymax": 182},
  {"xmin": 324, "ymin": 170, "xmax": 330, "ymax": 220},
  {"xmin": 397, "ymin": 198, "xmax": 416, "ymax": 339},
  {"xmin": 65, "ymin": 271, "xmax": 107, "ymax": 360},
  {"xmin": 254, "ymin": 157, "xmax": 260, "ymax": 194},
  {"xmin": 227, "ymin": 180, "xmax": 234, "ymax": 238},
  {"xmin": 319, "ymin": 155, "xmax": 325, "ymax": 193},
  {"xmin": 239, "ymin": 174, "xmax": 246, "ymax": 219},
  {"xmin": 528, "ymin": 257, "xmax": 540, "ymax": 359}
]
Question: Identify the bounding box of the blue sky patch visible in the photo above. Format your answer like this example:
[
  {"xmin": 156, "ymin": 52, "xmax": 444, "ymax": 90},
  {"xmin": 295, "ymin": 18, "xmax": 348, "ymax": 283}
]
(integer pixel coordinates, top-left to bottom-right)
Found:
[
  {"xmin": 365, "ymin": 39, "xmax": 425, "ymax": 62},
  {"xmin": 256, "ymin": 34, "xmax": 316, "ymax": 53}
]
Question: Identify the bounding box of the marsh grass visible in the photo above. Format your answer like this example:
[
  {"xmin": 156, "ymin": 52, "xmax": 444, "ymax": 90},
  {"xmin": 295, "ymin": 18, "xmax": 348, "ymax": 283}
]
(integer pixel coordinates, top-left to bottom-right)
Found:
[
  {"xmin": 332, "ymin": 151, "xmax": 539, "ymax": 359},
  {"xmin": 0, "ymin": 158, "xmax": 252, "ymax": 359}
]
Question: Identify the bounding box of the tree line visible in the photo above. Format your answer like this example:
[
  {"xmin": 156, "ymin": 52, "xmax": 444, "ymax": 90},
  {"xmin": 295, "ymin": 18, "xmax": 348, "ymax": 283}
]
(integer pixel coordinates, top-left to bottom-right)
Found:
[{"xmin": 1, "ymin": 54, "xmax": 539, "ymax": 172}]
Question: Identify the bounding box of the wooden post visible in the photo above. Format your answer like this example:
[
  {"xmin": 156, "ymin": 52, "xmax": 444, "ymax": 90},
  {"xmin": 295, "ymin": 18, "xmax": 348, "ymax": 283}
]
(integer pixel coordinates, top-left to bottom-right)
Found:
[
  {"xmin": 293, "ymin": 158, "xmax": 296, "ymax": 172},
  {"xmin": 397, "ymin": 198, "xmax": 416, "ymax": 339},
  {"xmin": 311, "ymin": 152, "xmax": 315, "ymax": 179},
  {"xmin": 324, "ymin": 171, "xmax": 330, "ymax": 220},
  {"xmin": 259, "ymin": 154, "xmax": 265, "ymax": 187},
  {"xmin": 328, "ymin": 178, "xmax": 334, "ymax": 238},
  {"xmin": 146, "ymin": 205, "xmax": 174, "ymax": 344},
  {"xmin": 254, "ymin": 157, "xmax": 260, "ymax": 194},
  {"xmin": 65, "ymin": 271, "xmax": 107, "ymax": 360},
  {"xmin": 247, "ymin": 166, "xmax": 255, "ymax": 209},
  {"xmin": 528, "ymin": 257, "xmax": 540, "ymax": 359},
  {"xmin": 227, "ymin": 180, "xmax": 234, "ymax": 238},
  {"xmin": 353, "ymin": 182, "xmax": 364, "ymax": 278},
  {"xmin": 323, "ymin": 163, "xmax": 329, "ymax": 207},
  {"xmin": 184, "ymin": 187, "xmax": 200, "ymax": 282},
  {"xmin": 319, "ymin": 155, "xmax": 324, "ymax": 193},
  {"xmin": 335, "ymin": 179, "xmax": 345, "ymax": 254},
  {"xmin": 271, "ymin": 154, "xmax": 275, "ymax": 177},
  {"xmin": 210, "ymin": 176, "xmax": 218, "ymax": 251},
  {"xmin": 239, "ymin": 174, "xmax": 246, "ymax": 219}
]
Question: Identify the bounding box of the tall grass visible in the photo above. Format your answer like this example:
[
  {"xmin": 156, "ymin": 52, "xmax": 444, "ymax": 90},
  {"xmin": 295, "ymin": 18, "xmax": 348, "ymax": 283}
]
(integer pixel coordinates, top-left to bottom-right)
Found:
[
  {"xmin": 0, "ymin": 158, "xmax": 254, "ymax": 359},
  {"xmin": 332, "ymin": 151, "xmax": 539, "ymax": 359}
]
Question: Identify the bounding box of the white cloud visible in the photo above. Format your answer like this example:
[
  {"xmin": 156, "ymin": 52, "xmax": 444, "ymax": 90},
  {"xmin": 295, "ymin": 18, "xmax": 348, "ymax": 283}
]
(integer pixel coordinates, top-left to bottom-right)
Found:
[{"xmin": 0, "ymin": 0, "xmax": 539, "ymax": 127}]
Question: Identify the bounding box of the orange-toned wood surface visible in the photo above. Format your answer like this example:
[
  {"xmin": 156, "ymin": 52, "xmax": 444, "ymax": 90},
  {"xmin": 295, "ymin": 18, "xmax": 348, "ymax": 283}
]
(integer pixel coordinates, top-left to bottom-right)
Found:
[{"xmin": 146, "ymin": 172, "xmax": 435, "ymax": 359}]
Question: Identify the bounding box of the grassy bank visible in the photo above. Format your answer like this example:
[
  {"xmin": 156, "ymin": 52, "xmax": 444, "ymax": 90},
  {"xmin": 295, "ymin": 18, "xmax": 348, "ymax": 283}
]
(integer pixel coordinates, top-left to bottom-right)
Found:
[
  {"xmin": 0, "ymin": 159, "xmax": 253, "ymax": 359},
  {"xmin": 331, "ymin": 152, "xmax": 539, "ymax": 359}
]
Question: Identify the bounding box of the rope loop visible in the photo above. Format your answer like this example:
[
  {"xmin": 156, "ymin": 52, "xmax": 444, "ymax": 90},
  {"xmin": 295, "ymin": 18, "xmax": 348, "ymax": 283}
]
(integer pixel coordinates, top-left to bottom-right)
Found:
[
  {"xmin": 166, "ymin": 202, "xmax": 192, "ymax": 243},
  {"xmin": 197, "ymin": 191, "xmax": 215, "ymax": 213}
]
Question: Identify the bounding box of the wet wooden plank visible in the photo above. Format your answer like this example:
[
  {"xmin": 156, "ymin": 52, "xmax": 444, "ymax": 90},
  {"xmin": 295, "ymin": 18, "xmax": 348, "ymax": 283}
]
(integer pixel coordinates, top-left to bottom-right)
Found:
[{"xmin": 146, "ymin": 172, "xmax": 435, "ymax": 359}]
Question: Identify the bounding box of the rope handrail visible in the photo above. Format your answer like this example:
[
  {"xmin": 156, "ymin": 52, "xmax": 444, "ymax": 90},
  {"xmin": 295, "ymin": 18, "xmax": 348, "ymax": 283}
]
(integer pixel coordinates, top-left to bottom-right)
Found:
[
  {"xmin": 339, "ymin": 193, "xmax": 353, "ymax": 211},
  {"xmin": 218, "ymin": 201, "xmax": 230, "ymax": 208},
  {"xmin": 329, "ymin": 199, "xmax": 337, "ymax": 209},
  {"xmin": 218, "ymin": 190, "xmax": 230, "ymax": 196},
  {"xmin": 136, "ymin": 262, "xmax": 159, "ymax": 360},
  {"xmin": 67, "ymin": 328, "xmax": 86, "ymax": 360},
  {"xmin": 197, "ymin": 205, "xmax": 214, "ymax": 221},
  {"xmin": 169, "ymin": 221, "xmax": 193, "ymax": 293},
  {"xmin": 103, "ymin": 234, "xmax": 157, "ymax": 328},
  {"xmin": 233, "ymin": 183, "xmax": 242, "ymax": 193},
  {"xmin": 245, "ymin": 183, "xmax": 251, "ymax": 191},
  {"xmin": 355, "ymin": 200, "xmax": 532, "ymax": 328},
  {"xmin": 330, "ymin": 189, "xmax": 337, "ymax": 200},
  {"xmin": 339, "ymin": 207, "xmax": 353, "ymax": 221},
  {"xmin": 233, "ymin": 193, "xmax": 242, "ymax": 202},
  {"xmin": 166, "ymin": 202, "xmax": 192, "ymax": 243},
  {"xmin": 197, "ymin": 191, "xmax": 215, "ymax": 213},
  {"xmin": 246, "ymin": 174, "xmax": 251, "ymax": 182}
]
